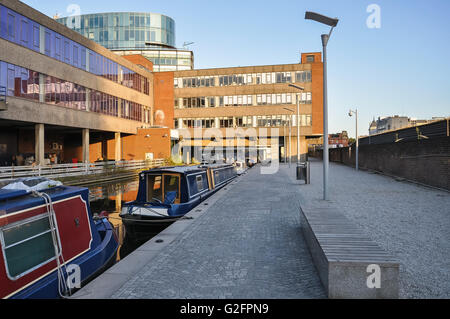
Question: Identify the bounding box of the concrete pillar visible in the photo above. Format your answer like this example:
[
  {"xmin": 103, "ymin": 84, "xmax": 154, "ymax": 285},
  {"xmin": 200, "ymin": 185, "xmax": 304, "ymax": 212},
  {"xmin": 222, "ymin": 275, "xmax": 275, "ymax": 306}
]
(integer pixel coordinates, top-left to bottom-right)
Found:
[
  {"xmin": 115, "ymin": 132, "xmax": 121, "ymax": 161},
  {"xmin": 82, "ymin": 128, "xmax": 90, "ymax": 163},
  {"xmin": 178, "ymin": 118, "xmax": 183, "ymax": 129},
  {"xmin": 215, "ymin": 118, "xmax": 220, "ymax": 129},
  {"xmin": 35, "ymin": 124, "xmax": 44, "ymax": 165}
]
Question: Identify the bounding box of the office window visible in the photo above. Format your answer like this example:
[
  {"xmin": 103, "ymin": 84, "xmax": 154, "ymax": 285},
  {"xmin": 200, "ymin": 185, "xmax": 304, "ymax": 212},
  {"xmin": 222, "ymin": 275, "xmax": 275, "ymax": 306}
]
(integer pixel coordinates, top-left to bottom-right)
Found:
[
  {"xmin": 306, "ymin": 55, "xmax": 315, "ymax": 63},
  {"xmin": 32, "ymin": 25, "xmax": 39, "ymax": 50},
  {"xmin": 287, "ymin": 94, "xmax": 292, "ymax": 104},
  {"xmin": 73, "ymin": 45, "xmax": 79, "ymax": 67},
  {"xmin": 7, "ymin": 13, "xmax": 15, "ymax": 38},
  {"xmin": 20, "ymin": 19, "xmax": 29, "ymax": 45}
]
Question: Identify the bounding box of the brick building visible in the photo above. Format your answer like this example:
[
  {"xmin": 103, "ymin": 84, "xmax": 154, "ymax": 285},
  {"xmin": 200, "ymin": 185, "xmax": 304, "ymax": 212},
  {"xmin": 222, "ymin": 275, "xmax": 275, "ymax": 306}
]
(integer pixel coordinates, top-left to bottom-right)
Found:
[{"xmin": 161, "ymin": 52, "xmax": 324, "ymax": 162}]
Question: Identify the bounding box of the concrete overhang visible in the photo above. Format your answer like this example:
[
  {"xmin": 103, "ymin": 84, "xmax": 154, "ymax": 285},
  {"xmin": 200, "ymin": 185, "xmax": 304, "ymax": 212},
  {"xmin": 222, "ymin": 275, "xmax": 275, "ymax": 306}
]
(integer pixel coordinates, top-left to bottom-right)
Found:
[{"xmin": 0, "ymin": 97, "xmax": 143, "ymax": 134}]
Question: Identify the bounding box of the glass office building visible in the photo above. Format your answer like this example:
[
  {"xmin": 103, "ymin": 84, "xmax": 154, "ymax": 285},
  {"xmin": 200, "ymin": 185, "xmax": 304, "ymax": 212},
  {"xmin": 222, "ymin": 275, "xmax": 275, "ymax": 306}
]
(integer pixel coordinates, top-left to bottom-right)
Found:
[{"xmin": 57, "ymin": 12, "xmax": 194, "ymax": 72}]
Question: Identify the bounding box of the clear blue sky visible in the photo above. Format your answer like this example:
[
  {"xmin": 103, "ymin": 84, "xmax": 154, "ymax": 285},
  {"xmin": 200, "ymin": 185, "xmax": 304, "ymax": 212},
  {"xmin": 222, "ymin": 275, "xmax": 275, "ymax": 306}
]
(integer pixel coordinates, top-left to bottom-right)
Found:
[{"xmin": 22, "ymin": 0, "xmax": 450, "ymax": 138}]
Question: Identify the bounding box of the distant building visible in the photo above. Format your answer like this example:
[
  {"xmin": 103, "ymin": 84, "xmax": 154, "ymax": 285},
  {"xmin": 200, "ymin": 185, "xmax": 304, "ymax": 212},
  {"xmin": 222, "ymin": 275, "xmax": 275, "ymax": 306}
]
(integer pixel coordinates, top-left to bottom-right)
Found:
[
  {"xmin": 369, "ymin": 115, "xmax": 436, "ymax": 135},
  {"xmin": 57, "ymin": 12, "xmax": 194, "ymax": 72},
  {"xmin": 328, "ymin": 131, "xmax": 349, "ymax": 148},
  {"xmin": 169, "ymin": 52, "xmax": 324, "ymax": 162}
]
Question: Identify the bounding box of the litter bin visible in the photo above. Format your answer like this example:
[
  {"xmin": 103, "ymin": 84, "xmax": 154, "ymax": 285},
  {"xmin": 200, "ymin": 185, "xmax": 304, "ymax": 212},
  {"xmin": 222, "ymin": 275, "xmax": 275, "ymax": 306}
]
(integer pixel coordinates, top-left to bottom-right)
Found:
[{"xmin": 296, "ymin": 162, "xmax": 311, "ymax": 184}]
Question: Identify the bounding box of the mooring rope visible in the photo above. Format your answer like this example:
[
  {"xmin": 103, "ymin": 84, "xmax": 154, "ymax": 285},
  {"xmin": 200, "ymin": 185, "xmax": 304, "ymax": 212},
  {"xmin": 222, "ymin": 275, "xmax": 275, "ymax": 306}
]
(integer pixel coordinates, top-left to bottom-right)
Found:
[{"xmin": 32, "ymin": 191, "xmax": 71, "ymax": 299}]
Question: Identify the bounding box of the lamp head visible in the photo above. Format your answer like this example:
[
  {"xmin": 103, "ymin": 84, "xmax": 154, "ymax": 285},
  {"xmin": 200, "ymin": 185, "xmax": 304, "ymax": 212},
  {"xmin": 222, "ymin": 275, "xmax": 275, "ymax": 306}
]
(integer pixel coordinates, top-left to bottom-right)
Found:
[
  {"xmin": 305, "ymin": 11, "xmax": 339, "ymax": 27},
  {"xmin": 288, "ymin": 84, "xmax": 305, "ymax": 91}
]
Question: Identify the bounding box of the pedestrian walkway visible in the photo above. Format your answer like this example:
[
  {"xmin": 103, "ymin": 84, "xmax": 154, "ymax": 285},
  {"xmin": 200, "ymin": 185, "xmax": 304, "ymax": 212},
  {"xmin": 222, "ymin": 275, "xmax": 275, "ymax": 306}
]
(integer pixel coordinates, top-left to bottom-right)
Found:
[
  {"xmin": 76, "ymin": 159, "xmax": 449, "ymax": 299},
  {"xmin": 285, "ymin": 159, "xmax": 450, "ymax": 299},
  {"xmin": 110, "ymin": 165, "xmax": 326, "ymax": 299}
]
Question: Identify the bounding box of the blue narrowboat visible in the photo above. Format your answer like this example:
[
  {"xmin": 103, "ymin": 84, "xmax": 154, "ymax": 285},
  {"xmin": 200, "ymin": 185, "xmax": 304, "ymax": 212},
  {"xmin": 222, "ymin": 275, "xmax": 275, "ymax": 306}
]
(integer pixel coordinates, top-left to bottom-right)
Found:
[
  {"xmin": 120, "ymin": 164, "xmax": 238, "ymax": 244},
  {"xmin": 0, "ymin": 178, "xmax": 119, "ymax": 299}
]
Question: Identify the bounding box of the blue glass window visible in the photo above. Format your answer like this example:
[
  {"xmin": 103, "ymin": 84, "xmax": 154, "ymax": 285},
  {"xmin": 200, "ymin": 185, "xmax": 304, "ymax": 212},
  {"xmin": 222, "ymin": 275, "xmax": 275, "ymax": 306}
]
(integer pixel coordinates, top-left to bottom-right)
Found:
[
  {"xmin": 7, "ymin": 13, "xmax": 15, "ymax": 38},
  {"xmin": 0, "ymin": 5, "xmax": 149, "ymax": 94}
]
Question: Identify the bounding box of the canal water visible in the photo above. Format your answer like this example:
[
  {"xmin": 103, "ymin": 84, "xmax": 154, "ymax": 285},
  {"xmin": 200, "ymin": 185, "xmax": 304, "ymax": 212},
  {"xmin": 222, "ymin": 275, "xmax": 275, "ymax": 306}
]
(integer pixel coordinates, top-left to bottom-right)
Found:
[{"xmin": 86, "ymin": 177, "xmax": 143, "ymax": 261}]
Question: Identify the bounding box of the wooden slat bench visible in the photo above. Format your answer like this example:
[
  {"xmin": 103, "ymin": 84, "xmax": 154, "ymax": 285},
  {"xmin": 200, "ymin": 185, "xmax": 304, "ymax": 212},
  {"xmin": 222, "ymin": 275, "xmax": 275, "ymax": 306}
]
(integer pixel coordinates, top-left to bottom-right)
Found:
[{"xmin": 300, "ymin": 206, "xmax": 400, "ymax": 299}]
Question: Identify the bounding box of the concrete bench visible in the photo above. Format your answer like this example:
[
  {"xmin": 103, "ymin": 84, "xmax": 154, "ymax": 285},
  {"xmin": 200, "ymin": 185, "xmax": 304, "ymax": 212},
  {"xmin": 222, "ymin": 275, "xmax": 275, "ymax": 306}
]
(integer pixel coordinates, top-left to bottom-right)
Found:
[{"xmin": 300, "ymin": 207, "xmax": 399, "ymax": 299}]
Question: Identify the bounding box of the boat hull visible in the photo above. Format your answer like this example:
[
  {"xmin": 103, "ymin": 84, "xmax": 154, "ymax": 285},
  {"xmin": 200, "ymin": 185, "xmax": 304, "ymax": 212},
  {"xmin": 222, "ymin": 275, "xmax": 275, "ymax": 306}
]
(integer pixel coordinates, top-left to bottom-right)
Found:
[
  {"xmin": 121, "ymin": 214, "xmax": 183, "ymax": 245},
  {"xmin": 8, "ymin": 218, "xmax": 118, "ymax": 299},
  {"xmin": 0, "ymin": 186, "xmax": 119, "ymax": 299}
]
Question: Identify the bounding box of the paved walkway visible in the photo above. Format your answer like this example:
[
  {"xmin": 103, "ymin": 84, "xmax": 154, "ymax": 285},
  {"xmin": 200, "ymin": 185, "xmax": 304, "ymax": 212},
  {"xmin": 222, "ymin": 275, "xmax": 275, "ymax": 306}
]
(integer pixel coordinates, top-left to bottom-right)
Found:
[
  {"xmin": 285, "ymin": 159, "xmax": 450, "ymax": 299},
  {"xmin": 111, "ymin": 165, "xmax": 326, "ymax": 299}
]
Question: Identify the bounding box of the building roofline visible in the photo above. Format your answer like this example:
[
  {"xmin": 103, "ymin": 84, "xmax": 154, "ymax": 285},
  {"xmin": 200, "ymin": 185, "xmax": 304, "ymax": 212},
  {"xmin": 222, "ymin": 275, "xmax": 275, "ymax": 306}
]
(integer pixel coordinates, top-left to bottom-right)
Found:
[
  {"xmin": 57, "ymin": 11, "xmax": 175, "ymax": 21},
  {"xmin": 158, "ymin": 57, "xmax": 322, "ymax": 75}
]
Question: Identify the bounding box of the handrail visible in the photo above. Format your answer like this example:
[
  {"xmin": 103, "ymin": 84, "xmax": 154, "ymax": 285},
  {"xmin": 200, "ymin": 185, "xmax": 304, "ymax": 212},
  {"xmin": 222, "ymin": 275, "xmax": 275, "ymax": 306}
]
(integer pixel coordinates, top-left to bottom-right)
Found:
[{"xmin": 0, "ymin": 159, "xmax": 167, "ymax": 182}]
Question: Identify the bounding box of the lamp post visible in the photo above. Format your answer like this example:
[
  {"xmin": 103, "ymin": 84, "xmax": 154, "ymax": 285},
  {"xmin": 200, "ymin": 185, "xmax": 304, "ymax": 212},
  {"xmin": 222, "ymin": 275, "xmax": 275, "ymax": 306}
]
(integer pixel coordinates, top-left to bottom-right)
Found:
[
  {"xmin": 288, "ymin": 84, "xmax": 304, "ymax": 164},
  {"xmin": 349, "ymin": 108, "xmax": 359, "ymax": 171},
  {"xmin": 283, "ymin": 107, "xmax": 294, "ymax": 168},
  {"xmin": 305, "ymin": 11, "xmax": 339, "ymax": 201}
]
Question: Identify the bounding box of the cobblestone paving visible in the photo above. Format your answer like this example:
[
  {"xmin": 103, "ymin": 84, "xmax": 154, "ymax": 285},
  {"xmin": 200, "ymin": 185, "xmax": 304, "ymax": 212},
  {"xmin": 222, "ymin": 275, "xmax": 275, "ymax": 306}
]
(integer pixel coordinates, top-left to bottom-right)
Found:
[
  {"xmin": 112, "ymin": 166, "xmax": 326, "ymax": 299},
  {"xmin": 284, "ymin": 159, "xmax": 450, "ymax": 299}
]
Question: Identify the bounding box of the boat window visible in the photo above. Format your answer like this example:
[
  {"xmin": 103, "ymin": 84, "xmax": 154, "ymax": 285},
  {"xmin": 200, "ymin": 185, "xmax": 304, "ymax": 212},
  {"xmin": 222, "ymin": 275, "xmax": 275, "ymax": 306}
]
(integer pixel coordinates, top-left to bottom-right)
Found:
[
  {"xmin": 214, "ymin": 171, "xmax": 220, "ymax": 184},
  {"xmin": 187, "ymin": 173, "xmax": 208, "ymax": 196},
  {"xmin": 164, "ymin": 175, "xmax": 179, "ymax": 201},
  {"xmin": 196, "ymin": 175, "xmax": 203, "ymax": 191},
  {"xmin": 1, "ymin": 215, "xmax": 56, "ymax": 279},
  {"xmin": 147, "ymin": 175, "xmax": 163, "ymax": 203}
]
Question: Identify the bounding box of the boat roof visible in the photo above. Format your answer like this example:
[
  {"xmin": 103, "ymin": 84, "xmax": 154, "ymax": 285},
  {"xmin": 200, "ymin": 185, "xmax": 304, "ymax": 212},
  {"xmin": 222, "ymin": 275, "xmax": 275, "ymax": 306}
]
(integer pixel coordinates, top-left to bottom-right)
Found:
[
  {"xmin": 140, "ymin": 164, "xmax": 234, "ymax": 175},
  {"xmin": 0, "ymin": 186, "xmax": 88, "ymax": 215}
]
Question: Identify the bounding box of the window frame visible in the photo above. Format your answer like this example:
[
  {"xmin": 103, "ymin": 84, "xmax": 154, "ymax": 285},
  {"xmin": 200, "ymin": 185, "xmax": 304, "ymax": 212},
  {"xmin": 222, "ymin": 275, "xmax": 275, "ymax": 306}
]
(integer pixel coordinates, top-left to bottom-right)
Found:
[{"xmin": 0, "ymin": 213, "xmax": 58, "ymax": 281}]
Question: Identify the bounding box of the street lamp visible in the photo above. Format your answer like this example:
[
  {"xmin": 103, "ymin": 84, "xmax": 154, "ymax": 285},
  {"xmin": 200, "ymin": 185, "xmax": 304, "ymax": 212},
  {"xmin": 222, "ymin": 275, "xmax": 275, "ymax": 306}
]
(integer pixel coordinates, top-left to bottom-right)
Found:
[
  {"xmin": 288, "ymin": 84, "xmax": 304, "ymax": 164},
  {"xmin": 305, "ymin": 11, "xmax": 339, "ymax": 201},
  {"xmin": 348, "ymin": 109, "xmax": 359, "ymax": 171},
  {"xmin": 283, "ymin": 107, "xmax": 294, "ymax": 167}
]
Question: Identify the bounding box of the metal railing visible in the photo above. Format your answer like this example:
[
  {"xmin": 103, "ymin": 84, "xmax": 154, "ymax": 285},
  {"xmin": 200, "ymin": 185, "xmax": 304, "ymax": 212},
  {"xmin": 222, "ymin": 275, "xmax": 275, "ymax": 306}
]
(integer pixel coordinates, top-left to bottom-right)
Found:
[{"xmin": 0, "ymin": 159, "xmax": 167, "ymax": 182}]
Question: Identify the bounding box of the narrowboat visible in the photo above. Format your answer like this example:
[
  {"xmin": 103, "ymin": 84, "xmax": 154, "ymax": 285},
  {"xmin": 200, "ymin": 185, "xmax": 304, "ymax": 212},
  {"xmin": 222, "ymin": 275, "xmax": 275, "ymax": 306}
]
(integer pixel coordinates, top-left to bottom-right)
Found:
[
  {"xmin": 0, "ymin": 178, "xmax": 119, "ymax": 299},
  {"xmin": 120, "ymin": 164, "xmax": 237, "ymax": 244}
]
